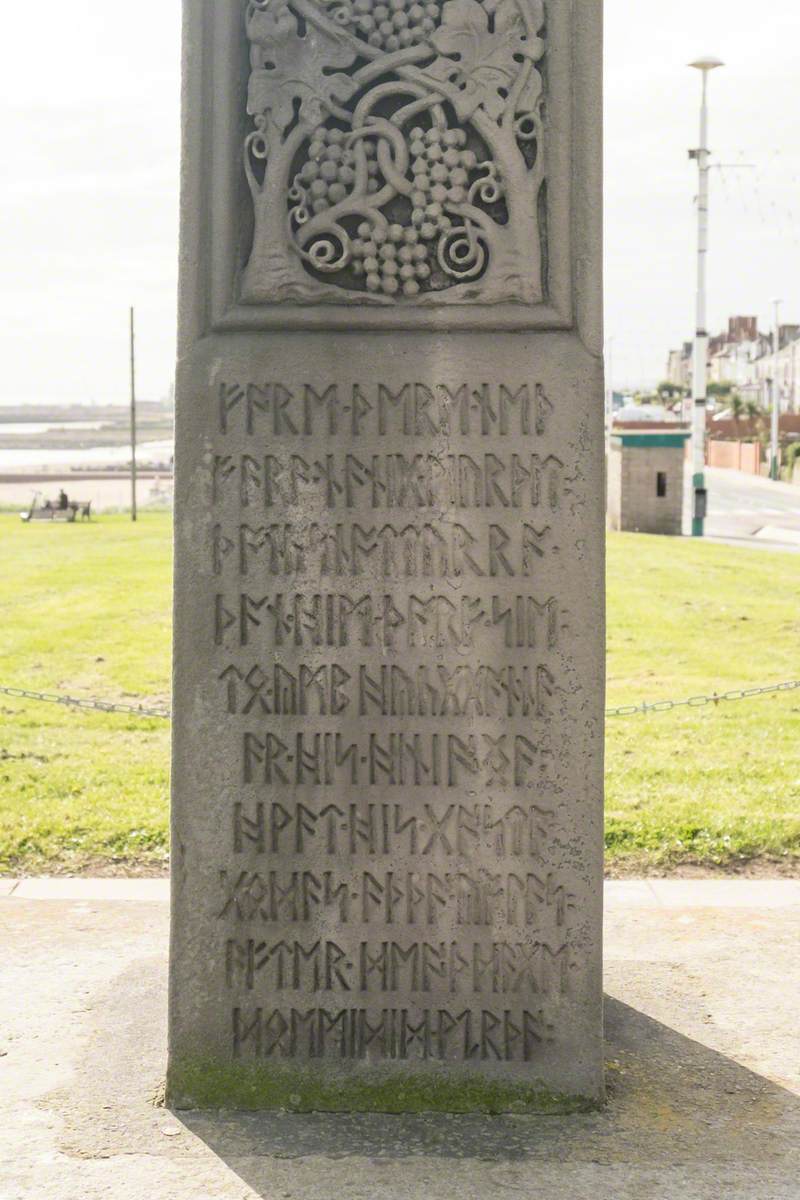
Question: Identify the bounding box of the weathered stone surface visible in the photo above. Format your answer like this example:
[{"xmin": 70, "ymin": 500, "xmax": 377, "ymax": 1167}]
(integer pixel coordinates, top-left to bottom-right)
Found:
[{"xmin": 169, "ymin": 0, "xmax": 604, "ymax": 1109}]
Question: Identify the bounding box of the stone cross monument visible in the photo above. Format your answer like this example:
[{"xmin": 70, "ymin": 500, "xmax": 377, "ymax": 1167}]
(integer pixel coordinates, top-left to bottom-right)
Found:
[{"xmin": 169, "ymin": 0, "xmax": 604, "ymax": 1112}]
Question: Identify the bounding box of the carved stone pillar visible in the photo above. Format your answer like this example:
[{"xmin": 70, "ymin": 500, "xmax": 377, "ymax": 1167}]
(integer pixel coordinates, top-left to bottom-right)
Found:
[{"xmin": 168, "ymin": 0, "xmax": 604, "ymax": 1111}]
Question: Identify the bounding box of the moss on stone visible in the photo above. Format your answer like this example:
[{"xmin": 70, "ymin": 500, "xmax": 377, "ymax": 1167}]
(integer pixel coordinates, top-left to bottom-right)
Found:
[{"xmin": 167, "ymin": 1059, "xmax": 600, "ymax": 1114}]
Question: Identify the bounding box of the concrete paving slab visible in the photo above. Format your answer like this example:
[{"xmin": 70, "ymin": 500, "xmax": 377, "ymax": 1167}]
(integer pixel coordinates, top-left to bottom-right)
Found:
[
  {"xmin": 645, "ymin": 878, "xmax": 800, "ymax": 908},
  {"xmin": 604, "ymin": 878, "xmax": 662, "ymax": 902},
  {"xmin": 9, "ymin": 877, "xmax": 169, "ymax": 902},
  {"xmin": 603, "ymin": 879, "xmax": 658, "ymax": 907},
  {"xmin": 0, "ymin": 878, "xmax": 19, "ymax": 896},
  {"xmin": 0, "ymin": 888, "xmax": 797, "ymax": 1198},
  {"xmin": 754, "ymin": 525, "xmax": 800, "ymax": 546}
]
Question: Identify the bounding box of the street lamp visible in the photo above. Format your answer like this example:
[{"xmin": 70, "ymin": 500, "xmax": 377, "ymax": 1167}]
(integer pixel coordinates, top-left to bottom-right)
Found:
[
  {"xmin": 771, "ymin": 298, "xmax": 782, "ymax": 480},
  {"xmin": 605, "ymin": 335, "xmax": 614, "ymax": 459},
  {"xmin": 688, "ymin": 56, "xmax": 724, "ymax": 537}
]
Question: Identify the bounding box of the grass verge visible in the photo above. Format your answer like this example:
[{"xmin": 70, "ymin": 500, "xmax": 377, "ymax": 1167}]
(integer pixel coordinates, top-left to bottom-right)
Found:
[{"xmin": 0, "ymin": 514, "xmax": 798, "ymax": 875}]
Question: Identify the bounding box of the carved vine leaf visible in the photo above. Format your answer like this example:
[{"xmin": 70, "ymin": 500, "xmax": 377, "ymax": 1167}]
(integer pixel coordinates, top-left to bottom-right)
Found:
[
  {"xmin": 427, "ymin": 0, "xmax": 545, "ymax": 121},
  {"xmin": 247, "ymin": 10, "xmax": 359, "ymax": 133}
]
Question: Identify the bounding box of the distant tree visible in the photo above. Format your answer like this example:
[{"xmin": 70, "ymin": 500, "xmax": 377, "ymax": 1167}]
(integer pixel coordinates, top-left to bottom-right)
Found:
[
  {"xmin": 657, "ymin": 380, "xmax": 688, "ymax": 400},
  {"xmin": 726, "ymin": 393, "xmax": 763, "ymax": 434},
  {"xmin": 633, "ymin": 389, "xmax": 658, "ymax": 406}
]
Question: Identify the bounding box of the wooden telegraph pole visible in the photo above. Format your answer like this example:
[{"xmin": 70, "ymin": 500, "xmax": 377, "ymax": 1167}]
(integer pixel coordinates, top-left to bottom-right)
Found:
[{"xmin": 129, "ymin": 307, "xmax": 138, "ymax": 522}]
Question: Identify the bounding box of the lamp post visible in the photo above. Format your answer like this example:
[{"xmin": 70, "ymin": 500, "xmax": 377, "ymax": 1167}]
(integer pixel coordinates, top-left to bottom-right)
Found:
[
  {"xmin": 605, "ymin": 336, "xmax": 614, "ymax": 459},
  {"xmin": 688, "ymin": 56, "xmax": 724, "ymax": 537},
  {"xmin": 771, "ymin": 298, "xmax": 782, "ymax": 480}
]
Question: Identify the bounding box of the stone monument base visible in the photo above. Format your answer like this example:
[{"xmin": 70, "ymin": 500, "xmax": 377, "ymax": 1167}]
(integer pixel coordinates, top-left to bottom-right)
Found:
[{"xmin": 167, "ymin": 1060, "xmax": 598, "ymax": 1114}]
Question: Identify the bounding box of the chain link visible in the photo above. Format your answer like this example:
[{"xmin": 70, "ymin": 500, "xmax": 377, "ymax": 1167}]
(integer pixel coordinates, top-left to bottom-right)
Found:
[
  {"xmin": 0, "ymin": 685, "xmax": 170, "ymax": 720},
  {"xmin": 2, "ymin": 679, "xmax": 799, "ymax": 723},
  {"xmin": 606, "ymin": 679, "xmax": 800, "ymax": 718}
]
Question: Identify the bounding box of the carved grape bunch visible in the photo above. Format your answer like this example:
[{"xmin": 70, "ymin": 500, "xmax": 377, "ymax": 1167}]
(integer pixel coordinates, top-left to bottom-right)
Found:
[
  {"xmin": 289, "ymin": 116, "xmax": 502, "ymax": 295},
  {"xmin": 409, "ymin": 126, "xmax": 474, "ymax": 225},
  {"xmin": 293, "ymin": 127, "xmax": 374, "ymax": 218},
  {"xmin": 329, "ymin": 0, "xmax": 445, "ymax": 51},
  {"xmin": 351, "ymin": 222, "xmax": 430, "ymax": 297}
]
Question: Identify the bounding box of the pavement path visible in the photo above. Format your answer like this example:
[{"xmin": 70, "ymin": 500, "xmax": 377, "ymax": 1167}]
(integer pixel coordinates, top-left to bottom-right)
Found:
[
  {"xmin": 1, "ymin": 879, "xmax": 798, "ymax": 1199},
  {"xmin": 701, "ymin": 466, "xmax": 800, "ymax": 550}
]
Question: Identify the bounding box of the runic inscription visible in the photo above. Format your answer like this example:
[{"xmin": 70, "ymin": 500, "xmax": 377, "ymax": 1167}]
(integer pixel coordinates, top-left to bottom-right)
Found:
[
  {"xmin": 182, "ymin": 364, "xmax": 583, "ymax": 1073},
  {"xmin": 218, "ymin": 380, "xmax": 553, "ymax": 437},
  {"xmin": 219, "ymin": 660, "xmax": 556, "ymax": 717},
  {"xmin": 215, "ymin": 592, "xmax": 564, "ymax": 649},
  {"xmin": 226, "ymin": 937, "xmax": 569, "ymax": 995},
  {"xmin": 233, "ymin": 1006, "xmax": 554, "ymax": 1061},
  {"xmin": 213, "ymin": 521, "xmax": 553, "ymax": 578},
  {"xmin": 213, "ymin": 451, "xmax": 564, "ymax": 510},
  {"xmin": 219, "ymin": 866, "xmax": 572, "ymax": 927},
  {"xmin": 206, "ymin": 370, "xmax": 573, "ymax": 1060},
  {"xmin": 232, "ymin": 799, "xmax": 553, "ymax": 856}
]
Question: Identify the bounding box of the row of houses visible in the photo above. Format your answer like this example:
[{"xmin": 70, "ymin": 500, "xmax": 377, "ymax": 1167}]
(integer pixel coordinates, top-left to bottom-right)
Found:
[{"xmin": 667, "ymin": 315, "xmax": 800, "ymax": 411}]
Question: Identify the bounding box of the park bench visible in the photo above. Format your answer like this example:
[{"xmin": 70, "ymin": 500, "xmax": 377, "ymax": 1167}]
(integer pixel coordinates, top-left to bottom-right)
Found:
[{"xmin": 20, "ymin": 497, "xmax": 92, "ymax": 523}]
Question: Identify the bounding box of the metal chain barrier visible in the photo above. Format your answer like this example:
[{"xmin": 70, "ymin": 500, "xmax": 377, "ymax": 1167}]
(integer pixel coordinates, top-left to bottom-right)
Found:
[
  {"xmin": 0, "ymin": 685, "xmax": 170, "ymax": 720},
  {"xmin": 606, "ymin": 679, "xmax": 800, "ymax": 718},
  {"xmin": 2, "ymin": 680, "xmax": 800, "ymax": 723}
]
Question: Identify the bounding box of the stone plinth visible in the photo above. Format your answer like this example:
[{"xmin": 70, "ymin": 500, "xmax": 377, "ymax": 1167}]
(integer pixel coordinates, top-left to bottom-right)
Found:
[{"xmin": 169, "ymin": 0, "xmax": 604, "ymax": 1112}]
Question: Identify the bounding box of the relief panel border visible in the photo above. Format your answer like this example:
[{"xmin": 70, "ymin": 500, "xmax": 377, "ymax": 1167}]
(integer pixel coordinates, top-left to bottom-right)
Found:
[{"xmin": 179, "ymin": 0, "xmax": 598, "ymax": 337}]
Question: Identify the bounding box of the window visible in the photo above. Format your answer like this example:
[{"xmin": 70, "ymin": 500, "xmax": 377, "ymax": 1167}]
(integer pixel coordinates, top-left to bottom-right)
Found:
[{"xmin": 656, "ymin": 472, "xmax": 668, "ymax": 498}]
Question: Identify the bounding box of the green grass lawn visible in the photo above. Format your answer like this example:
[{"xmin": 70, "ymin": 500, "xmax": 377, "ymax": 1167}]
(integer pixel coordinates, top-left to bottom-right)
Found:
[{"xmin": 0, "ymin": 513, "xmax": 798, "ymax": 875}]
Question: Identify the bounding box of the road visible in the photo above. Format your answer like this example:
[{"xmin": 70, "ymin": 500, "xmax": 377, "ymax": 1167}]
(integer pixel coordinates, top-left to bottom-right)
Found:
[{"xmin": 698, "ymin": 466, "xmax": 800, "ymax": 551}]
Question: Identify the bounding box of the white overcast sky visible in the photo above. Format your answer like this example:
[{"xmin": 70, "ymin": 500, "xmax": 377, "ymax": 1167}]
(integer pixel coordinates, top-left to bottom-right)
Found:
[{"xmin": 1, "ymin": 1, "xmax": 798, "ymax": 403}]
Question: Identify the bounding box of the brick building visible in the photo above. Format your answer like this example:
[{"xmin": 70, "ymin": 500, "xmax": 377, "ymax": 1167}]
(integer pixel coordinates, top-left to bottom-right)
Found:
[{"xmin": 607, "ymin": 426, "xmax": 691, "ymax": 537}]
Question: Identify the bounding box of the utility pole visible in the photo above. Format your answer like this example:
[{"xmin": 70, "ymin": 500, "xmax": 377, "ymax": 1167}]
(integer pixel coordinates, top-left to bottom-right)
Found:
[
  {"xmin": 688, "ymin": 56, "xmax": 724, "ymax": 537},
  {"xmin": 770, "ymin": 298, "xmax": 782, "ymax": 480},
  {"xmin": 605, "ymin": 336, "xmax": 614, "ymax": 458},
  {"xmin": 129, "ymin": 306, "xmax": 138, "ymax": 522}
]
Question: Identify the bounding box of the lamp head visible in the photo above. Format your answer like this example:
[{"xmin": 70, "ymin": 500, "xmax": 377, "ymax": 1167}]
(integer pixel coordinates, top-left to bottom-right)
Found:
[{"xmin": 689, "ymin": 56, "xmax": 725, "ymax": 72}]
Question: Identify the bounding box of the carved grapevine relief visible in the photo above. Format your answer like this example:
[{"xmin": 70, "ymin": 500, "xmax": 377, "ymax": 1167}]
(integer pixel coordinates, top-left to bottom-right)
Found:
[{"xmin": 242, "ymin": 0, "xmax": 547, "ymax": 305}]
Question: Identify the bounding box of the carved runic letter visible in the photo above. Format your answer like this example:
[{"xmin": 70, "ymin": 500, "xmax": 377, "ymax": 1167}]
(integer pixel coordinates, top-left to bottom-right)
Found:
[{"xmin": 242, "ymin": 0, "xmax": 547, "ymax": 306}]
